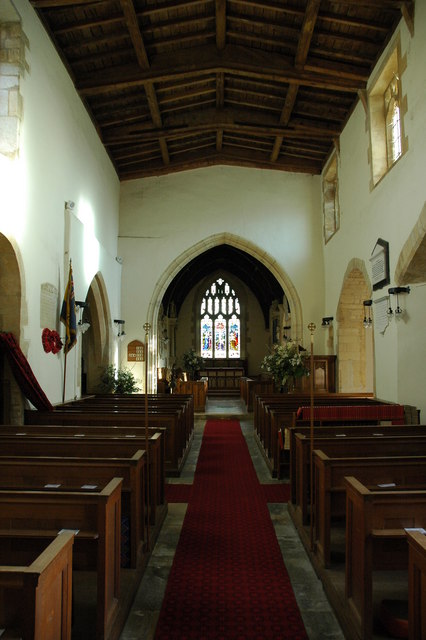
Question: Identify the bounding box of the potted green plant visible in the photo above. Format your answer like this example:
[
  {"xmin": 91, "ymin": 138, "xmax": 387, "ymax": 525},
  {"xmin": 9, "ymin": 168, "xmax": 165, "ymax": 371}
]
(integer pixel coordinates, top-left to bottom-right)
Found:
[{"xmin": 99, "ymin": 364, "xmax": 140, "ymax": 394}]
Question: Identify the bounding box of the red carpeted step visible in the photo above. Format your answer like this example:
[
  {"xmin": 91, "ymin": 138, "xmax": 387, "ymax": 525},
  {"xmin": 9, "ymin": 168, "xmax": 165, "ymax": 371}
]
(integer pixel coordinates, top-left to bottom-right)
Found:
[{"xmin": 155, "ymin": 419, "xmax": 307, "ymax": 639}]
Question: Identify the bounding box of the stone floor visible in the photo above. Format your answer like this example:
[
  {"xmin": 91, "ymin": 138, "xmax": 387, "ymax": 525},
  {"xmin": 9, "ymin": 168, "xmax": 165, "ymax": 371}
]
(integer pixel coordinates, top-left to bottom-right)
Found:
[{"xmin": 119, "ymin": 397, "xmax": 346, "ymax": 640}]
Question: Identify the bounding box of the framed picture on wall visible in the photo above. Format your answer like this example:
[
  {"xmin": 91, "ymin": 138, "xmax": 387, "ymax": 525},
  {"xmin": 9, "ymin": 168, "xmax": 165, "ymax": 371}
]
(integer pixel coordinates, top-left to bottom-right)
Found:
[{"xmin": 370, "ymin": 238, "xmax": 390, "ymax": 291}]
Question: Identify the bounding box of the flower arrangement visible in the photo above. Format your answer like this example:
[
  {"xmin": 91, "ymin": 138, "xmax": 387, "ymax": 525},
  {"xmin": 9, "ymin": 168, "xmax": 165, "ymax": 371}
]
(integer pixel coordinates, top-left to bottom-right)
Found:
[
  {"xmin": 182, "ymin": 348, "xmax": 204, "ymax": 378},
  {"xmin": 261, "ymin": 342, "xmax": 309, "ymax": 389}
]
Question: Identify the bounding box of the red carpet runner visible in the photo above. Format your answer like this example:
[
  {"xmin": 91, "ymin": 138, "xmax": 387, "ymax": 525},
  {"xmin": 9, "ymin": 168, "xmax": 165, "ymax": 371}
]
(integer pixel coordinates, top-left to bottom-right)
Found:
[{"xmin": 155, "ymin": 419, "xmax": 308, "ymax": 639}]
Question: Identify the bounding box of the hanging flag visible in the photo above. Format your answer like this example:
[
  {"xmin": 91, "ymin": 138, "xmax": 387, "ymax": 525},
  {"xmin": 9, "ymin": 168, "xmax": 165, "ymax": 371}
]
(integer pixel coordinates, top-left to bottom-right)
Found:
[
  {"xmin": 60, "ymin": 261, "xmax": 77, "ymax": 354},
  {"xmin": 278, "ymin": 427, "xmax": 284, "ymax": 450}
]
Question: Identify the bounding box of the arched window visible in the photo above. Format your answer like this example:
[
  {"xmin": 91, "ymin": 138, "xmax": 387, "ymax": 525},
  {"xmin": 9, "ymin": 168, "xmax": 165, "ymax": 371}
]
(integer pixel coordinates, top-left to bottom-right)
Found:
[
  {"xmin": 200, "ymin": 277, "xmax": 240, "ymax": 359},
  {"xmin": 385, "ymin": 76, "xmax": 402, "ymax": 166}
]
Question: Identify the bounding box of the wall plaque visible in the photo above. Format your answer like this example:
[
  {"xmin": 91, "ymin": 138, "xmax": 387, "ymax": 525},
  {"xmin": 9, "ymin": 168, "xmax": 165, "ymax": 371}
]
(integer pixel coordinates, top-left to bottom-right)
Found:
[
  {"xmin": 40, "ymin": 283, "xmax": 58, "ymax": 328},
  {"xmin": 370, "ymin": 238, "xmax": 390, "ymax": 291},
  {"xmin": 128, "ymin": 340, "xmax": 144, "ymax": 362}
]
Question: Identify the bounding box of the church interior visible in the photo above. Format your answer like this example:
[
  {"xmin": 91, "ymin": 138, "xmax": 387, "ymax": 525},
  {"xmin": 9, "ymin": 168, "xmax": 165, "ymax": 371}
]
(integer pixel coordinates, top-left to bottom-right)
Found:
[{"xmin": 1, "ymin": 0, "xmax": 426, "ymax": 638}]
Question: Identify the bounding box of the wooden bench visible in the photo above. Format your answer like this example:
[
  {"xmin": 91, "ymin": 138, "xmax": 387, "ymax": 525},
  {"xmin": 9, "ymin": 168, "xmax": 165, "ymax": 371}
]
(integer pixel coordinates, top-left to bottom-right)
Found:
[
  {"xmin": 0, "ymin": 477, "xmax": 122, "ymax": 640},
  {"xmin": 25, "ymin": 407, "xmax": 188, "ymax": 476},
  {"xmin": 313, "ymin": 451, "xmax": 426, "ymax": 567},
  {"xmin": 293, "ymin": 429, "xmax": 426, "ymax": 525},
  {"xmin": 59, "ymin": 392, "xmax": 194, "ymax": 452},
  {"xmin": 0, "ymin": 429, "xmax": 166, "ymax": 536},
  {"xmin": 0, "ymin": 530, "xmax": 74, "ymax": 640},
  {"xmin": 0, "ymin": 452, "xmax": 145, "ymax": 569},
  {"xmin": 344, "ymin": 476, "xmax": 426, "ymax": 640},
  {"xmin": 253, "ymin": 393, "xmax": 380, "ymax": 476},
  {"xmin": 407, "ymin": 530, "xmax": 426, "ymax": 640},
  {"xmin": 289, "ymin": 423, "xmax": 426, "ymax": 505}
]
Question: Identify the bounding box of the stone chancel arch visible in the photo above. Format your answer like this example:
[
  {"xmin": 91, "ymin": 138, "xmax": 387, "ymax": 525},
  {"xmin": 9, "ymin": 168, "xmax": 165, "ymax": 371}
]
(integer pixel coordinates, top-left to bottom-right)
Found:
[{"xmin": 147, "ymin": 234, "xmax": 305, "ymax": 391}]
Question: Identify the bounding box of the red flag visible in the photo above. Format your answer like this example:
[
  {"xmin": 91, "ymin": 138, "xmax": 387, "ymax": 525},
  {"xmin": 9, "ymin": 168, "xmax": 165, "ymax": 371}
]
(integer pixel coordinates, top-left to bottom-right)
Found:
[
  {"xmin": 278, "ymin": 428, "xmax": 284, "ymax": 450},
  {"xmin": 60, "ymin": 261, "xmax": 77, "ymax": 354}
]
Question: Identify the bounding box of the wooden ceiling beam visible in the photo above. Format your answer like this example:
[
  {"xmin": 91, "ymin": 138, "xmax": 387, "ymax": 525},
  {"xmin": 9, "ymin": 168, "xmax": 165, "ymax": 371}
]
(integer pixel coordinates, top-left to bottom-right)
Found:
[
  {"xmin": 101, "ymin": 117, "xmax": 339, "ymax": 146},
  {"xmin": 31, "ymin": 0, "xmax": 110, "ymax": 6},
  {"xmin": 216, "ymin": 72, "xmax": 225, "ymax": 108},
  {"xmin": 323, "ymin": 0, "xmax": 410, "ymax": 8},
  {"xmin": 216, "ymin": 0, "xmax": 226, "ymax": 50},
  {"xmin": 271, "ymin": 0, "xmax": 319, "ymax": 163},
  {"xmin": 118, "ymin": 146, "xmax": 322, "ymax": 180},
  {"xmin": 51, "ymin": 5, "xmax": 391, "ymax": 37},
  {"xmin": 295, "ymin": 0, "xmax": 320, "ymax": 69},
  {"xmin": 119, "ymin": 0, "xmax": 149, "ymax": 69},
  {"xmin": 77, "ymin": 44, "xmax": 365, "ymax": 95},
  {"xmin": 118, "ymin": 0, "xmax": 170, "ymax": 166}
]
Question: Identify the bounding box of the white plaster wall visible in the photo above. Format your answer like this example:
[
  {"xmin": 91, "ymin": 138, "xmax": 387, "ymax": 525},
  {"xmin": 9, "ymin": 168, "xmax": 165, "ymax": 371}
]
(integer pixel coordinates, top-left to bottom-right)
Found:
[
  {"xmin": 0, "ymin": 0, "xmax": 121, "ymax": 404},
  {"xmin": 324, "ymin": 7, "xmax": 426, "ymax": 418},
  {"xmin": 119, "ymin": 166, "xmax": 326, "ymax": 363}
]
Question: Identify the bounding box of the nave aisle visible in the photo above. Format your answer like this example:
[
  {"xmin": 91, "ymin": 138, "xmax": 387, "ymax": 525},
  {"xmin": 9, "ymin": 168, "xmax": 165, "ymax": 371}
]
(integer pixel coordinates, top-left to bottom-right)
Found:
[{"xmin": 119, "ymin": 398, "xmax": 345, "ymax": 640}]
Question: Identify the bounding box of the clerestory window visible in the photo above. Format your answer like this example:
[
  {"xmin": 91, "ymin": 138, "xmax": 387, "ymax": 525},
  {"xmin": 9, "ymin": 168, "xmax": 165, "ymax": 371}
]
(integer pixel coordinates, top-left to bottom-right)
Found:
[
  {"xmin": 385, "ymin": 76, "xmax": 402, "ymax": 166},
  {"xmin": 200, "ymin": 277, "xmax": 240, "ymax": 359},
  {"xmin": 368, "ymin": 40, "xmax": 405, "ymax": 188},
  {"xmin": 322, "ymin": 151, "xmax": 340, "ymax": 244}
]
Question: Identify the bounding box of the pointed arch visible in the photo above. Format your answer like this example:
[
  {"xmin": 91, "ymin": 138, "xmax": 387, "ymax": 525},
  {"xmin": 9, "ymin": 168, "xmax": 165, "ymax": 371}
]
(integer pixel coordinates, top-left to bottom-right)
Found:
[
  {"xmin": 146, "ymin": 233, "xmax": 303, "ymax": 391},
  {"xmin": 82, "ymin": 272, "xmax": 112, "ymax": 393},
  {"xmin": 336, "ymin": 259, "xmax": 374, "ymax": 393},
  {"xmin": 0, "ymin": 232, "xmax": 23, "ymax": 423},
  {"xmin": 395, "ymin": 201, "xmax": 426, "ymax": 284}
]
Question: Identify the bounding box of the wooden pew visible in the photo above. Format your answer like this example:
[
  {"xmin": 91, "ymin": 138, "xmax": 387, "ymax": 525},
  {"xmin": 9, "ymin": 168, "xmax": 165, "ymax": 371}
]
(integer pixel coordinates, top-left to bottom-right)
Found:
[
  {"xmin": 25, "ymin": 407, "xmax": 187, "ymax": 477},
  {"xmin": 0, "ymin": 429, "xmax": 166, "ymax": 536},
  {"xmin": 0, "ymin": 452, "xmax": 145, "ymax": 569},
  {"xmin": 289, "ymin": 423, "xmax": 426, "ymax": 505},
  {"xmin": 240, "ymin": 377, "xmax": 274, "ymax": 412},
  {"xmin": 313, "ymin": 451, "xmax": 426, "ymax": 567},
  {"xmin": 407, "ymin": 530, "xmax": 426, "ymax": 640},
  {"xmin": 0, "ymin": 477, "xmax": 122, "ymax": 640},
  {"xmin": 0, "ymin": 530, "xmax": 74, "ymax": 640},
  {"xmin": 60, "ymin": 393, "xmax": 194, "ymax": 452},
  {"xmin": 253, "ymin": 393, "xmax": 380, "ymax": 477},
  {"xmin": 0, "ymin": 423, "xmax": 165, "ymax": 512},
  {"xmin": 293, "ymin": 429, "xmax": 426, "ymax": 526},
  {"xmin": 344, "ymin": 476, "xmax": 426, "ymax": 640}
]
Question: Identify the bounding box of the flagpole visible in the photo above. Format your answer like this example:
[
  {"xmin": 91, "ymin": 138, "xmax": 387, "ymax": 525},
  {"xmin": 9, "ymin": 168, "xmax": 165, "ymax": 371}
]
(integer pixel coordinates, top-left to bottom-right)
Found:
[
  {"xmin": 62, "ymin": 350, "xmax": 68, "ymax": 404},
  {"xmin": 308, "ymin": 322, "xmax": 316, "ymax": 551},
  {"xmin": 60, "ymin": 259, "xmax": 77, "ymax": 405},
  {"xmin": 144, "ymin": 322, "xmax": 151, "ymax": 552}
]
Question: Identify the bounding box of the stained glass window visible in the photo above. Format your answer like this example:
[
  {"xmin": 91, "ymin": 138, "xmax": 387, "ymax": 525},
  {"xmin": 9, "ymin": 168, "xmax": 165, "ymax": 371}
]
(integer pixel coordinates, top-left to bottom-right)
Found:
[
  {"xmin": 200, "ymin": 277, "xmax": 241, "ymax": 359},
  {"xmin": 201, "ymin": 315, "xmax": 213, "ymax": 358}
]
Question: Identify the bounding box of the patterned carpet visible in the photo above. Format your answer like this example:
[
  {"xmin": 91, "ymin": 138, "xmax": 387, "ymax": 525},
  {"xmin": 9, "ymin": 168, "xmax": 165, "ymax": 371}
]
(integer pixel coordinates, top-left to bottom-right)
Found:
[{"xmin": 155, "ymin": 419, "xmax": 307, "ymax": 639}]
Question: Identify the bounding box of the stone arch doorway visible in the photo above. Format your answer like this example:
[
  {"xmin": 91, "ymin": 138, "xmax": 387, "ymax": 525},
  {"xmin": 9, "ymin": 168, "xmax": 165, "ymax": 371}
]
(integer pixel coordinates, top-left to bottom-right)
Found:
[
  {"xmin": 336, "ymin": 260, "xmax": 374, "ymax": 393},
  {"xmin": 146, "ymin": 233, "xmax": 304, "ymax": 392},
  {"xmin": 0, "ymin": 233, "xmax": 23, "ymax": 423},
  {"xmin": 81, "ymin": 272, "xmax": 112, "ymax": 394}
]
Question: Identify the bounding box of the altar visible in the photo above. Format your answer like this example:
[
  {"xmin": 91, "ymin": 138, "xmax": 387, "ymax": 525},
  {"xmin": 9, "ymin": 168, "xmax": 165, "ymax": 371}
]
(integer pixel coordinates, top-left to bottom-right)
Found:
[{"xmin": 198, "ymin": 365, "xmax": 245, "ymax": 395}]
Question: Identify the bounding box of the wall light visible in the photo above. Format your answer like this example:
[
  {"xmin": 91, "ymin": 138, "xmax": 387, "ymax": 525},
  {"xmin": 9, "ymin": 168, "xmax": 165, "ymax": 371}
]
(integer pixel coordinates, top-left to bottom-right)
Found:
[
  {"xmin": 75, "ymin": 301, "xmax": 90, "ymax": 334},
  {"xmin": 363, "ymin": 300, "xmax": 372, "ymax": 328},
  {"xmin": 114, "ymin": 319, "xmax": 126, "ymax": 339},
  {"xmin": 321, "ymin": 317, "xmax": 333, "ymax": 327},
  {"xmin": 387, "ymin": 286, "xmax": 410, "ymax": 319}
]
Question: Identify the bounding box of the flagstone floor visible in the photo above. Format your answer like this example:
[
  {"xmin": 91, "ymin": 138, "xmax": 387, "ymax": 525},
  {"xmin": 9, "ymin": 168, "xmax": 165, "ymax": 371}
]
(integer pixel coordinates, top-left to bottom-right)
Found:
[{"xmin": 119, "ymin": 397, "xmax": 346, "ymax": 640}]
